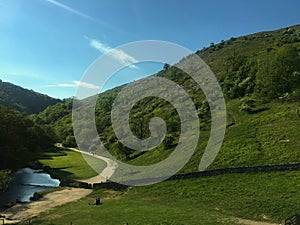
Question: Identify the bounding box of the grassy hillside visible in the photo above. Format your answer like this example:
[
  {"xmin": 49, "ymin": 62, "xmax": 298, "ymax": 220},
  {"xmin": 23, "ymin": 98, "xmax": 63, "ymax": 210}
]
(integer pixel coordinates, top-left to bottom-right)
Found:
[
  {"xmin": 197, "ymin": 24, "xmax": 300, "ymax": 80},
  {"xmin": 35, "ymin": 24, "xmax": 300, "ymax": 172},
  {"xmin": 0, "ymin": 80, "xmax": 61, "ymax": 114}
]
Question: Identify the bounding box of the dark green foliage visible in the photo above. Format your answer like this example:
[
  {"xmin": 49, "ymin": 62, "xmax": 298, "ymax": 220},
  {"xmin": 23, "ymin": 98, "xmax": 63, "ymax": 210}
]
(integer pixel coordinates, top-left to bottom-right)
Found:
[
  {"xmin": 0, "ymin": 80, "xmax": 61, "ymax": 114},
  {"xmin": 63, "ymin": 135, "xmax": 77, "ymax": 147},
  {"xmin": 0, "ymin": 170, "xmax": 11, "ymax": 191},
  {"xmin": 239, "ymin": 98, "xmax": 256, "ymax": 113},
  {"xmin": 163, "ymin": 63, "xmax": 170, "ymax": 70},
  {"xmin": 33, "ymin": 99, "xmax": 73, "ymax": 142},
  {"xmin": 113, "ymin": 141, "xmax": 134, "ymax": 160},
  {"xmin": 0, "ymin": 106, "xmax": 53, "ymax": 170},
  {"xmin": 198, "ymin": 100, "xmax": 211, "ymax": 123},
  {"xmin": 163, "ymin": 134, "xmax": 175, "ymax": 149},
  {"xmin": 130, "ymin": 111, "xmax": 151, "ymax": 140},
  {"xmin": 222, "ymin": 45, "xmax": 300, "ymax": 100},
  {"xmin": 256, "ymin": 45, "xmax": 300, "ymax": 98},
  {"xmin": 223, "ymin": 58, "xmax": 257, "ymax": 98}
]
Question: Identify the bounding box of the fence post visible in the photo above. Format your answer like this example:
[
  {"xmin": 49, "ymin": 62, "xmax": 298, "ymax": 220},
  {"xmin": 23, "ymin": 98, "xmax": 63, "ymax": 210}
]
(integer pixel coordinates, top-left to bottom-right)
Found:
[{"xmin": 296, "ymin": 213, "xmax": 300, "ymax": 225}]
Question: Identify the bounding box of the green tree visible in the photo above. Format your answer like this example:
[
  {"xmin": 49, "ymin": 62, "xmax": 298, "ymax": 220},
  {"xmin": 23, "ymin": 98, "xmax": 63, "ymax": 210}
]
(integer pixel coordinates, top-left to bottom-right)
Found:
[
  {"xmin": 114, "ymin": 141, "xmax": 133, "ymax": 160},
  {"xmin": 256, "ymin": 45, "xmax": 300, "ymax": 98},
  {"xmin": 163, "ymin": 134, "xmax": 175, "ymax": 149},
  {"xmin": 163, "ymin": 63, "xmax": 170, "ymax": 71},
  {"xmin": 63, "ymin": 135, "xmax": 77, "ymax": 147}
]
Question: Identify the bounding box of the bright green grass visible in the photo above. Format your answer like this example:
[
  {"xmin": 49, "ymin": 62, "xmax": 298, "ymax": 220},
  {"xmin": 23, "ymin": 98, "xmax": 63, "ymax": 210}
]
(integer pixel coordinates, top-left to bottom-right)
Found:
[
  {"xmin": 38, "ymin": 149, "xmax": 106, "ymax": 180},
  {"xmin": 211, "ymin": 100, "xmax": 300, "ymax": 169},
  {"xmin": 28, "ymin": 196, "xmax": 234, "ymax": 225},
  {"xmin": 126, "ymin": 101, "xmax": 300, "ymax": 173},
  {"xmin": 26, "ymin": 170, "xmax": 300, "ymax": 225}
]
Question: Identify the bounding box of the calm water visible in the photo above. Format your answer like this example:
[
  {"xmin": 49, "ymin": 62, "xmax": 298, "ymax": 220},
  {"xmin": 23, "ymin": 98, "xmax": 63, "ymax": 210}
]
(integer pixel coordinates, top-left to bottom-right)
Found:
[{"xmin": 0, "ymin": 168, "xmax": 60, "ymax": 207}]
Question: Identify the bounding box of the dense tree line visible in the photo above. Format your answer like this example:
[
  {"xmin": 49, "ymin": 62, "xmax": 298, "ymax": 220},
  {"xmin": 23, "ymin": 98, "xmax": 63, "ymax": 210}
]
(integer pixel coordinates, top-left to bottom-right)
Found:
[
  {"xmin": 0, "ymin": 106, "xmax": 54, "ymax": 189},
  {"xmin": 0, "ymin": 106, "xmax": 54, "ymax": 168}
]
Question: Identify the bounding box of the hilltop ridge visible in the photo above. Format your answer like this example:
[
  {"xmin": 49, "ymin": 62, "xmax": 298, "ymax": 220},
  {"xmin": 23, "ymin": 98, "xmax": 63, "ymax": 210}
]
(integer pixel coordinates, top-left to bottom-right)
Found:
[{"xmin": 0, "ymin": 80, "xmax": 61, "ymax": 114}]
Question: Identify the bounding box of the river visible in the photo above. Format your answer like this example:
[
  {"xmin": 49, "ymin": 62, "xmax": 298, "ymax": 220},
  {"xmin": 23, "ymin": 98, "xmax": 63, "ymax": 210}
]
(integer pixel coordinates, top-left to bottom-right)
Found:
[{"xmin": 0, "ymin": 168, "xmax": 60, "ymax": 208}]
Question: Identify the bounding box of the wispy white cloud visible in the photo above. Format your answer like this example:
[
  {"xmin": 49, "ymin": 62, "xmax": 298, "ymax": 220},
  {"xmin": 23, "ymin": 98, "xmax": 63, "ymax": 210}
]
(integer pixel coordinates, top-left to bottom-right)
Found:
[
  {"xmin": 86, "ymin": 37, "xmax": 139, "ymax": 69},
  {"xmin": 46, "ymin": 83, "xmax": 75, "ymax": 87},
  {"xmin": 47, "ymin": 81, "xmax": 99, "ymax": 89},
  {"xmin": 45, "ymin": 0, "xmax": 108, "ymax": 27},
  {"xmin": 73, "ymin": 81, "xmax": 99, "ymax": 89},
  {"xmin": 57, "ymin": 83, "xmax": 77, "ymax": 87},
  {"xmin": 46, "ymin": 0, "xmax": 91, "ymax": 20},
  {"xmin": 89, "ymin": 39, "xmax": 111, "ymax": 52}
]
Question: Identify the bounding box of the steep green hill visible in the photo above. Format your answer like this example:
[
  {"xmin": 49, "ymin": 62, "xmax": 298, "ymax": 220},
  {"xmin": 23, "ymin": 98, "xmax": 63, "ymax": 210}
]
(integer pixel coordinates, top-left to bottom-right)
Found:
[
  {"xmin": 35, "ymin": 24, "xmax": 300, "ymax": 171},
  {"xmin": 0, "ymin": 80, "xmax": 61, "ymax": 114}
]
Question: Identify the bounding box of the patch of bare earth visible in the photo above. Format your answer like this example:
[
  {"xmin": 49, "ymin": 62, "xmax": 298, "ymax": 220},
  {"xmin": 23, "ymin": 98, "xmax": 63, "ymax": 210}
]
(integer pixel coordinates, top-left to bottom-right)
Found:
[
  {"xmin": 102, "ymin": 190, "xmax": 124, "ymax": 200},
  {"xmin": 233, "ymin": 217, "xmax": 280, "ymax": 225},
  {"xmin": 0, "ymin": 187, "xmax": 92, "ymax": 224}
]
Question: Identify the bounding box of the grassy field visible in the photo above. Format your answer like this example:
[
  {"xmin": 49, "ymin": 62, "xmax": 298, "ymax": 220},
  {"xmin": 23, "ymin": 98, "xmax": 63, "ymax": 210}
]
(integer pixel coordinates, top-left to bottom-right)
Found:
[
  {"xmin": 38, "ymin": 148, "xmax": 106, "ymax": 180},
  {"xmin": 22, "ymin": 170, "xmax": 300, "ymax": 225}
]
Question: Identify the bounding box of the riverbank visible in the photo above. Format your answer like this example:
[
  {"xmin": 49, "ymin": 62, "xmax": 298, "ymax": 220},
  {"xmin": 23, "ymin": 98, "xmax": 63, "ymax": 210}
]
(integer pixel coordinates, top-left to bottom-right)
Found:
[{"xmin": 0, "ymin": 187, "xmax": 92, "ymax": 224}]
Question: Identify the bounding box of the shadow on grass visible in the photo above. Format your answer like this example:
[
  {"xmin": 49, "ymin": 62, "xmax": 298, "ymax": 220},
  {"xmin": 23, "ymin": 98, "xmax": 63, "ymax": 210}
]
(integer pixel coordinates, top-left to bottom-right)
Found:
[
  {"xmin": 43, "ymin": 166, "xmax": 74, "ymax": 181},
  {"xmin": 249, "ymin": 107, "xmax": 270, "ymax": 114},
  {"xmin": 129, "ymin": 151, "xmax": 146, "ymax": 160},
  {"xmin": 34, "ymin": 147, "xmax": 69, "ymax": 161}
]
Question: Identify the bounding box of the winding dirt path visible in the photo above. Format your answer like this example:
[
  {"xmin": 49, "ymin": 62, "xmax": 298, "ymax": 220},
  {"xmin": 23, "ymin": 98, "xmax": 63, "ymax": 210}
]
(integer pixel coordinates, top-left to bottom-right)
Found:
[
  {"xmin": 0, "ymin": 188, "xmax": 92, "ymax": 224},
  {"xmin": 65, "ymin": 147, "xmax": 118, "ymax": 184}
]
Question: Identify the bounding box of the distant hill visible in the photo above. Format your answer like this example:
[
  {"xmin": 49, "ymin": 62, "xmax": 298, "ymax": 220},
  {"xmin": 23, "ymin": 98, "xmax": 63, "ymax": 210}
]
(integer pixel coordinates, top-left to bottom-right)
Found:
[{"xmin": 0, "ymin": 80, "xmax": 61, "ymax": 114}]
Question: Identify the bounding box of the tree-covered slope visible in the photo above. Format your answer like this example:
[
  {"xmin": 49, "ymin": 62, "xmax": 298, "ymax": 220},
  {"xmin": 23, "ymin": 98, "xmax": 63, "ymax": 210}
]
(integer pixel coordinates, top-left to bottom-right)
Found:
[
  {"xmin": 0, "ymin": 106, "xmax": 54, "ymax": 169},
  {"xmin": 0, "ymin": 106, "xmax": 55, "ymax": 190},
  {"xmin": 0, "ymin": 80, "xmax": 61, "ymax": 114}
]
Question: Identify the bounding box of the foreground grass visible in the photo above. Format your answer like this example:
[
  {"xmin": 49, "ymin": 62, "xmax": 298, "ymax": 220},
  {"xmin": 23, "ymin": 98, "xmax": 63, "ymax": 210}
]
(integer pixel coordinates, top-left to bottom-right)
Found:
[
  {"xmin": 38, "ymin": 148, "xmax": 105, "ymax": 180},
  {"xmin": 26, "ymin": 170, "xmax": 300, "ymax": 225}
]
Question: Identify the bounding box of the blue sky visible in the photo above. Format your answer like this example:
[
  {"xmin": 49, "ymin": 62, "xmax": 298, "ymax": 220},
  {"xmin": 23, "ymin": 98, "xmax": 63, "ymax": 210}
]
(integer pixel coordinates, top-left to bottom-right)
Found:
[{"xmin": 1, "ymin": 0, "xmax": 300, "ymax": 99}]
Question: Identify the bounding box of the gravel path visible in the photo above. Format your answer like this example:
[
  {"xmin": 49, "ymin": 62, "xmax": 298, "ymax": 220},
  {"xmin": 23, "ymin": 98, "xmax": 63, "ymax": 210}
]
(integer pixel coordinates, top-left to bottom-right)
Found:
[{"xmin": 66, "ymin": 147, "xmax": 118, "ymax": 184}]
